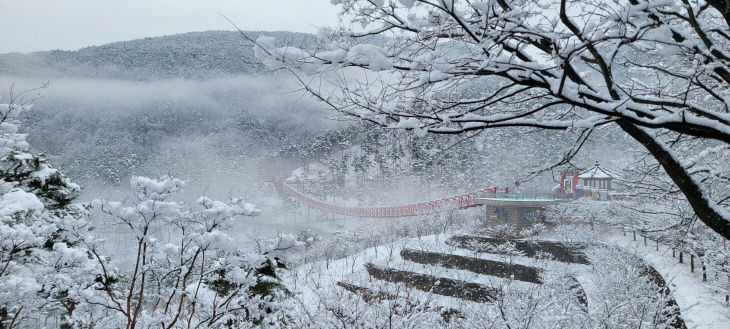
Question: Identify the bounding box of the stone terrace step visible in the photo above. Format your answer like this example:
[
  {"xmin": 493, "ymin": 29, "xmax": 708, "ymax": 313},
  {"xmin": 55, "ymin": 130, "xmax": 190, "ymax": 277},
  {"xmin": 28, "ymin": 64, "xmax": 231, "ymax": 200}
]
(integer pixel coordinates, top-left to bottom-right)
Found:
[
  {"xmin": 336, "ymin": 282, "xmax": 463, "ymax": 323},
  {"xmin": 336, "ymin": 281, "xmax": 396, "ymax": 303},
  {"xmin": 568, "ymin": 277, "xmax": 588, "ymax": 308},
  {"xmin": 400, "ymin": 248, "xmax": 543, "ymax": 284},
  {"xmin": 364, "ymin": 263, "xmax": 498, "ymax": 302},
  {"xmin": 448, "ymin": 235, "xmax": 590, "ymax": 264},
  {"xmin": 642, "ymin": 265, "xmax": 687, "ymax": 329}
]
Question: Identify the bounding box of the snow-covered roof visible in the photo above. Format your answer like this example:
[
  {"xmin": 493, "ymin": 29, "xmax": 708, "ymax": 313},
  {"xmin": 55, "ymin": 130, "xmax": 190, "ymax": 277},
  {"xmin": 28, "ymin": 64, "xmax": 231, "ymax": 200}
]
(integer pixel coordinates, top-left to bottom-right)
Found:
[{"xmin": 579, "ymin": 161, "xmax": 620, "ymax": 180}]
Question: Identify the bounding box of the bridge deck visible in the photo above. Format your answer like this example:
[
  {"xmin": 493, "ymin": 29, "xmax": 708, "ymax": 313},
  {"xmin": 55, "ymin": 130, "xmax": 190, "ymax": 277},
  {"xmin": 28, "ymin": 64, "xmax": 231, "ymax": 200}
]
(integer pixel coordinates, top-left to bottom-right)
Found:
[{"xmin": 281, "ymin": 181, "xmax": 564, "ymax": 219}]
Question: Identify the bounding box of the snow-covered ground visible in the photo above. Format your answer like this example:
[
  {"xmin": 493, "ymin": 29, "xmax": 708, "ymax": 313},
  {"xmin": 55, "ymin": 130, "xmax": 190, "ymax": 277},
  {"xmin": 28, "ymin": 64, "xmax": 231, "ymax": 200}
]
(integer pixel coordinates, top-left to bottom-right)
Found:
[
  {"xmin": 283, "ymin": 227, "xmax": 729, "ymax": 328},
  {"xmin": 284, "ymin": 230, "xmax": 585, "ymax": 326},
  {"xmin": 608, "ymin": 232, "xmax": 730, "ymax": 329}
]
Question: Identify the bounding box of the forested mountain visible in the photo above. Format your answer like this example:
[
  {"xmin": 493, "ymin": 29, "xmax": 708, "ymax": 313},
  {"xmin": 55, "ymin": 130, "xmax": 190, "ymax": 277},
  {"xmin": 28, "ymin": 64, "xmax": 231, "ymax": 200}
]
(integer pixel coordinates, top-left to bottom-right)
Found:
[
  {"xmin": 0, "ymin": 30, "xmax": 313, "ymax": 80},
  {"xmin": 2, "ymin": 30, "xmax": 624, "ymax": 200}
]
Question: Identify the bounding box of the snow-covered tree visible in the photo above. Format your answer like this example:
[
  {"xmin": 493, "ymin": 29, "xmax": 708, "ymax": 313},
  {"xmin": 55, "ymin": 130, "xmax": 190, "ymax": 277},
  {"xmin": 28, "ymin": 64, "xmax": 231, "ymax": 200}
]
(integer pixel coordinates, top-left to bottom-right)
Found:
[
  {"xmin": 75, "ymin": 176, "xmax": 291, "ymax": 329},
  {"xmin": 0, "ymin": 90, "xmax": 93, "ymax": 329},
  {"xmin": 253, "ymin": 0, "xmax": 730, "ymax": 241}
]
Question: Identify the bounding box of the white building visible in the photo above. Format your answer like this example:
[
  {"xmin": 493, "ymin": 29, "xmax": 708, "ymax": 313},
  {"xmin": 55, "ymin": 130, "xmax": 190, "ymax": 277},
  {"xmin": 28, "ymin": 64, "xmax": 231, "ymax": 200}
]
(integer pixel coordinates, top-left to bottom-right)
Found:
[{"xmin": 579, "ymin": 161, "xmax": 619, "ymax": 191}]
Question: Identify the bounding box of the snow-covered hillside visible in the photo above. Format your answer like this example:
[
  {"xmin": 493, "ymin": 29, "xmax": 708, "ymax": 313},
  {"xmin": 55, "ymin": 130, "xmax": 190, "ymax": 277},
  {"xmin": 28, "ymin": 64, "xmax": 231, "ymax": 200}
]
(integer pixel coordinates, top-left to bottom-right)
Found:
[{"xmin": 0, "ymin": 30, "xmax": 314, "ymax": 80}]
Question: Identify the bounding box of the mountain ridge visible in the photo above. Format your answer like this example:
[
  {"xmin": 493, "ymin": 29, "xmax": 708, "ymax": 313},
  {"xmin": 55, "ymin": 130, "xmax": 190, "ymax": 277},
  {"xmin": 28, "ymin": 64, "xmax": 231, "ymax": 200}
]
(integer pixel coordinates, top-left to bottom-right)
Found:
[{"xmin": 0, "ymin": 30, "xmax": 315, "ymax": 80}]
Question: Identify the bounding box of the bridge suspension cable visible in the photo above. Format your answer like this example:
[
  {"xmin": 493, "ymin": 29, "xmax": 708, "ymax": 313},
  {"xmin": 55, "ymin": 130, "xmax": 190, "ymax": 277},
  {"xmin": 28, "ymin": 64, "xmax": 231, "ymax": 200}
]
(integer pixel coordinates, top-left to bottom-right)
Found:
[{"xmin": 281, "ymin": 182, "xmax": 503, "ymax": 218}]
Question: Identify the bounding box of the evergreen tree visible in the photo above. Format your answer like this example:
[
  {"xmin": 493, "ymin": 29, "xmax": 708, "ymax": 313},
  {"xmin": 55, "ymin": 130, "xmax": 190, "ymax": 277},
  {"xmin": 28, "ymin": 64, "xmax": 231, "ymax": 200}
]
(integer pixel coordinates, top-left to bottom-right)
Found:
[{"xmin": 0, "ymin": 93, "xmax": 92, "ymax": 328}]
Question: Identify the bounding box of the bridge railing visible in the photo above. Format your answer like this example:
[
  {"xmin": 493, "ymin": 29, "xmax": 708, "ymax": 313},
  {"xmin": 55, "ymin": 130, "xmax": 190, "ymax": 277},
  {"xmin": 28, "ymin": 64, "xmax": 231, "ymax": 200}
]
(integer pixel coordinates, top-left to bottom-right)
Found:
[
  {"xmin": 281, "ymin": 182, "xmax": 494, "ymax": 218},
  {"xmin": 281, "ymin": 182, "xmax": 563, "ymax": 218}
]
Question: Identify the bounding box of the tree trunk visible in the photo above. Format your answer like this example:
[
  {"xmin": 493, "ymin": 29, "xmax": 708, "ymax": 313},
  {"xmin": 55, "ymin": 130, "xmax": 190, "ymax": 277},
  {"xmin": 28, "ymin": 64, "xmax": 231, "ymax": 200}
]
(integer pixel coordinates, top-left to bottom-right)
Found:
[
  {"xmin": 617, "ymin": 120, "xmax": 730, "ymax": 241},
  {"xmin": 0, "ymin": 308, "xmax": 7, "ymax": 329}
]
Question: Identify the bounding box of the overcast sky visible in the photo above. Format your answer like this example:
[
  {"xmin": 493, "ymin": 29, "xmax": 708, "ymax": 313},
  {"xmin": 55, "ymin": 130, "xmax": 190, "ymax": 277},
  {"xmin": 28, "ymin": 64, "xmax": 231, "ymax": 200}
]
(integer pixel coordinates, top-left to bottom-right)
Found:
[{"xmin": 0, "ymin": 0, "xmax": 339, "ymax": 53}]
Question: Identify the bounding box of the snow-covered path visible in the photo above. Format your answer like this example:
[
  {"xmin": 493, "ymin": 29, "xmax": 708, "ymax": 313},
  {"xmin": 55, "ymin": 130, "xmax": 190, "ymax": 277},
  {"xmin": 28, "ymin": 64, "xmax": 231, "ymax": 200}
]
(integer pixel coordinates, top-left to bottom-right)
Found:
[{"xmin": 608, "ymin": 233, "xmax": 730, "ymax": 329}]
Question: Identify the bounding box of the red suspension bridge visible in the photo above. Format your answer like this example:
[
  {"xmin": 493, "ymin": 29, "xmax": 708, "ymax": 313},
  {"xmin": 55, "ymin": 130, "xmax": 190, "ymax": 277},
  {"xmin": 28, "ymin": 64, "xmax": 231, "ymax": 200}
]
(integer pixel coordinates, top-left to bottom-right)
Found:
[{"xmin": 281, "ymin": 181, "xmax": 536, "ymax": 218}]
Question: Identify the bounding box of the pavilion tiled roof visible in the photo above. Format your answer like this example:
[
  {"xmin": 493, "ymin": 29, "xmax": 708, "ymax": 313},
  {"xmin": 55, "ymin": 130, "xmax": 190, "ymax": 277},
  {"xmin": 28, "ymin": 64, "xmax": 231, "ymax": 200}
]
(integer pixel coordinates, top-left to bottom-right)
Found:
[{"xmin": 579, "ymin": 161, "xmax": 620, "ymax": 179}]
